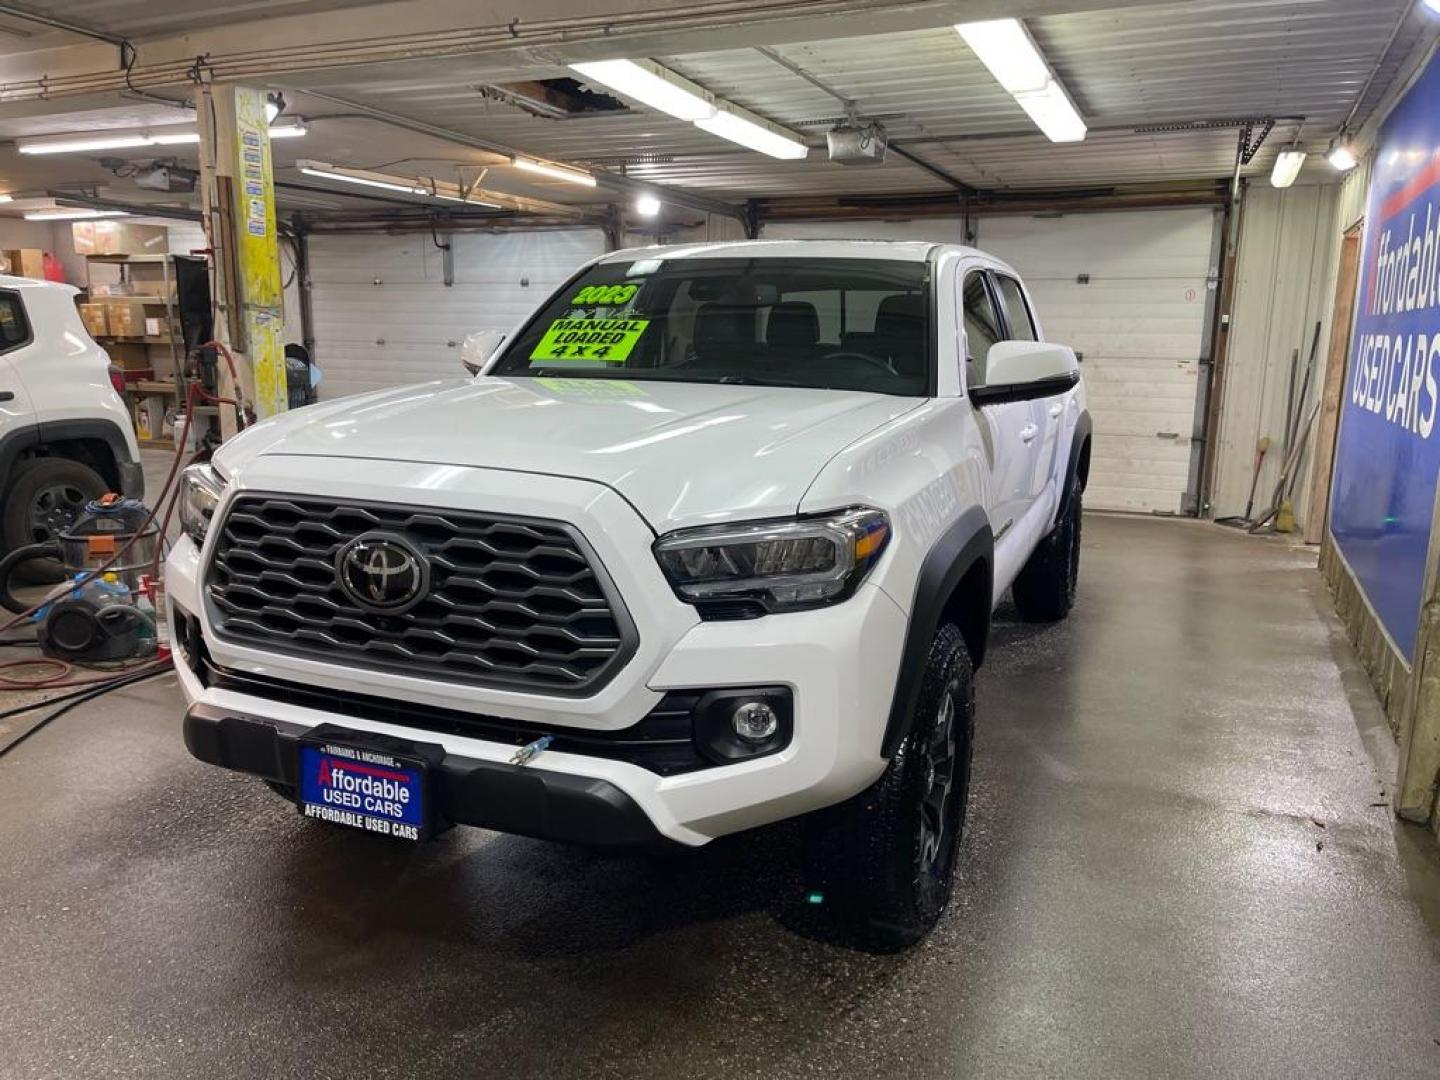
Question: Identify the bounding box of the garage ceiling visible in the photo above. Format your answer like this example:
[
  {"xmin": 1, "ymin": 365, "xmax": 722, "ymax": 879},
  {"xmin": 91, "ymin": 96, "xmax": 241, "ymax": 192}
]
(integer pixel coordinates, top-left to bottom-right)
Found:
[{"xmin": 0, "ymin": 0, "xmax": 1433, "ymax": 217}]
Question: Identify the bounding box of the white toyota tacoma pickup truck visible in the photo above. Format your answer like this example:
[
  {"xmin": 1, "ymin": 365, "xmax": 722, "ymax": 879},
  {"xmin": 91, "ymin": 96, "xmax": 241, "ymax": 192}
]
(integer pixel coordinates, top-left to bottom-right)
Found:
[{"xmin": 168, "ymin": 240, "xmax": 1090, "ymax": 948}]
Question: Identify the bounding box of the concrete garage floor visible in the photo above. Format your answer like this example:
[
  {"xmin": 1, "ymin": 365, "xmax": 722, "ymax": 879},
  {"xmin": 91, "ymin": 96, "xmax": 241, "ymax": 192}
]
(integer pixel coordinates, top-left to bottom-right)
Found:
[{"xmin": 2, "ymin": 511, "xmax": 1440, "ymax": 1079}]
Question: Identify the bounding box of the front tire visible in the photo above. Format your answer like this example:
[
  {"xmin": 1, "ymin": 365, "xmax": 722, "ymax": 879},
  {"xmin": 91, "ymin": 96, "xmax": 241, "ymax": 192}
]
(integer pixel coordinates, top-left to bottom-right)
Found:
[
  {"xmin": 804, "ymin": 623, "xmax": 975, "ymax": 952},
  {"xmin": 1, "ymin": 457, "xmax": 108, "ymax": 585},
  {"xmin": 1011, "ymin": 473, "xmax": 1082, "ymax": 622}
]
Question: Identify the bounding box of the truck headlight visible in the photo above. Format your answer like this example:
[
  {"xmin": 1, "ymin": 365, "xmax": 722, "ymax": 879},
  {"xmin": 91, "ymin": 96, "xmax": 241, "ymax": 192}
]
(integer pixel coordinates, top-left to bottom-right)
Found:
[
  {"xmin": 653, "ymin": 508, "xmax": 890, "ymax": 614},
  {"xmin": 178, "ymin": 464, "xmax": 225, "ymax": 546}
]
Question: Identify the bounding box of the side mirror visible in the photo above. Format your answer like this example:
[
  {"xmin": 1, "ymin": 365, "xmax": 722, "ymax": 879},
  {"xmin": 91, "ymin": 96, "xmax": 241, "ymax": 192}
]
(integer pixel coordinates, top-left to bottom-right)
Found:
[
  {"xmin": 971, "ymin": 341, "xmax": 1080, "ymax": 405},
  {"xmin": 461, "ymin": 329, "xmax": 507, "ymax": 375}
]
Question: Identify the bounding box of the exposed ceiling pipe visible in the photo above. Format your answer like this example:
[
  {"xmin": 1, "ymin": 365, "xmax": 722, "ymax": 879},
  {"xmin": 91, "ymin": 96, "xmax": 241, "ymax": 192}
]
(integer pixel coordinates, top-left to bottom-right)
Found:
[
  {"xmin": 293, "ymin": 89, "xmax": 747, "ymax": 223},
  {"xmin": 44, "ymin": 191, "xmax": 203, "ymax": 222},
  {"xmin": 0, "ymin": 3, "xmax": 126, "ymax": 47},
  {"xmin": 0, "ymin": 0, "xmax": 921, "ymax": 103}
]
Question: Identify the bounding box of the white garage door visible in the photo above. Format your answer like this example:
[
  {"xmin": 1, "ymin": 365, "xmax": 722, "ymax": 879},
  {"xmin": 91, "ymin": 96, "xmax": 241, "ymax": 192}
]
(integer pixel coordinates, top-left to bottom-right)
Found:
[
  {"xmin": 308, "ymin": 229, "xmax": 606, "ymax": 400},
  {"xmin": 766, "ymin": 210, "xmax": 1219, "ymax": 514}
]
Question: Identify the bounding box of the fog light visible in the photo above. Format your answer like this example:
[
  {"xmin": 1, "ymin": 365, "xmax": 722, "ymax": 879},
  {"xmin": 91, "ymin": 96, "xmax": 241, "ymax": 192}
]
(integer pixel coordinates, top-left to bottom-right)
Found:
[{"xmin": 732, "ymin": 700, "xmax": 779, "ymax": 743}]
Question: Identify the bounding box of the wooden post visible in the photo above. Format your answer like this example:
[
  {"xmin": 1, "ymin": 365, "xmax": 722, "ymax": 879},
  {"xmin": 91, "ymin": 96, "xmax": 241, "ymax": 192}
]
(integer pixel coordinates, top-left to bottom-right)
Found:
[
  {"xmin": 1397, "ymin": 479, "xmax": 1440, "ymax": 827},
  {"xmin": 1305, "ymin": 224, "xmax": 1363, "ymax": 544}
]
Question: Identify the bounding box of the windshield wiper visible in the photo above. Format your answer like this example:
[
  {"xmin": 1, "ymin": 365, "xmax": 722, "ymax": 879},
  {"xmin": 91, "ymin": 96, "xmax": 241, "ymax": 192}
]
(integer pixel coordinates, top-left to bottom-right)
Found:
[{"xmin": 715, "ymin": 374, "xmax": 801, "ymax": 387}]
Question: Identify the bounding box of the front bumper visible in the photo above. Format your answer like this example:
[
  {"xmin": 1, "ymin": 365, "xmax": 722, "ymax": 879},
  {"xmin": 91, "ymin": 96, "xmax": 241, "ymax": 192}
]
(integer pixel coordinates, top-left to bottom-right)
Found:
[
  {"xmin": 184, "ymin": 703, "xmax": 675, "ymax": 850},
  {"xmin": 166, "ymin": 456, "xmax": 910, "ymax": 846}
]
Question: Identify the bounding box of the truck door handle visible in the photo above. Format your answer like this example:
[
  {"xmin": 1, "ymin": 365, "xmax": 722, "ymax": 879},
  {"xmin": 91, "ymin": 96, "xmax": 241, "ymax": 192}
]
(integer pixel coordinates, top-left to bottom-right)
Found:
[
  {"xmin": 0, "ymin": 390, "xmax": 14, "ymax": 403},
  {"xmin": 1048, "ymin": 402, "xmax": 1064, "ymax": 418},
  {"xmin": 1020, "ymin": 422, "xmax": 1039, "ymax": 443}
]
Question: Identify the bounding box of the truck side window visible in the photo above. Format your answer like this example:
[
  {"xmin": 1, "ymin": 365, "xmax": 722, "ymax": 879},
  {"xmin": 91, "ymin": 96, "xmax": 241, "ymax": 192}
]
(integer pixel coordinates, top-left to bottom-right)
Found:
[
  {"xmin": 0, "ymin": 292, "xmax": 29, "ymax": 353},
  {"xmin": 994, "ymin": 275, "xmax": 1038, "ymax": 342},
  {"xmin": 962, "ymin": 272, "xmax": 1002, "ymax": 388}
]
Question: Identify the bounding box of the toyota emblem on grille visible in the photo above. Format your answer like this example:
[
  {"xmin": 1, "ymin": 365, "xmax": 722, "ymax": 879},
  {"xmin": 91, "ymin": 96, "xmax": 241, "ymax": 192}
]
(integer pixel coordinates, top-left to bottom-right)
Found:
[{"xmin": 336, "ymin": 533, "xmax": 428, "ymax": 612}]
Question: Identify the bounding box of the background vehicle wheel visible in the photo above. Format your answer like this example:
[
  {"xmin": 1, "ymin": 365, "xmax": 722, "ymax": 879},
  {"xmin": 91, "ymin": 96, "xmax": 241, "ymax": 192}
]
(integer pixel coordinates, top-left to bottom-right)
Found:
[
  {"xmin": 804, "ymin": 622, "xmax": 975, "ymax": 952},
  {"xmin": 1, "ymin": 458, "xmax": 107, "ymax": 585},
  {"xmin": 1011, "ymin": 473, "xmax": 1082, "ymax": 622}
]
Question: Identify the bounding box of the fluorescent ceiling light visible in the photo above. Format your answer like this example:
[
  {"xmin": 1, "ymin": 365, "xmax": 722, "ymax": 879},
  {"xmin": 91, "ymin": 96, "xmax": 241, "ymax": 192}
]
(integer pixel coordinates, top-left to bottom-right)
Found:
[
  {"xmin": 18, "ymin": 121, "xmax": 302, "ymax": 155},
  {"xmin": 955, "ymin": 17, "xmax": 1087, "ymax": 144},
  {"xmin": 954, "ymin": 19, "xmax": 1051, "ymax": 94},
  {"xmin": 634, "ymin": 193, "xmax": 661, "ymax": 217},
  {"xmin": 1270, "ymin": 149, "xmax": 1307, "ymax": 188},
  {"xmin": 18, "ymin": 133, "xmax": 153, "ymax": 155},
  {"xmin": 298, "ymin": 160, "xmax": 426, "ymax": 194},
  {"xmin": 431, "ymin": 191, "xmax": 503, "ymax": 209},
  {"xmin": 695, "ymin": 107, "xmax": 808, "ymax": 160},
  {"xmin": 570, "ymin": 59, "xmax": 716, "ymax": 122},
  {"xmin": 0, "ymin": 195, "xmax": 12, "ymax": 204},
  {"xmin": 1328, "ymin": 144, "xmax": 1358, "ymax": 171},
  {"xmin": 512, "ymin": 157, "xmax": 597, "ymax": 186},
  {"xmin": 1425, "ymin": 0, "xmax": 1440, "ymax": 14},
  {"xmin": 299, "ymin": 160, "xmax": 505, "ymax": 207},
  {"xmin": 24, "ymin": 209, "xmax": 129, "ymax": 221},
  {"xmin": 149, "ymin": 131, "xmax": 201, "ymax": 146},
  {"xmin": 1013, "ymin": 80, "xmax": 1087, "ymax": 143}
]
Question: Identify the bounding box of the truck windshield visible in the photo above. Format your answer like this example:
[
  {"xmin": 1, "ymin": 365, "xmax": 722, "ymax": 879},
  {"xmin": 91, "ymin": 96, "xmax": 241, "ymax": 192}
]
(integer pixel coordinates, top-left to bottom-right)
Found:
[{"xmin": 490, "ymin": 256, "xmax": 931, "ymax": 396}]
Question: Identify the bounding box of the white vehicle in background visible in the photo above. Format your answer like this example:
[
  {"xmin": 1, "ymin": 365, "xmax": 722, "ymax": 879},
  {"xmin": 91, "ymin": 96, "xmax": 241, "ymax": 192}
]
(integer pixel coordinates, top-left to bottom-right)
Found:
[
  {"xmin": 0, "ymin": 276, "xmax": 144, "ymax": 576},
  {"xmin": 167, "ymin": 240, "xmax": 1090, "ymax": 949}
]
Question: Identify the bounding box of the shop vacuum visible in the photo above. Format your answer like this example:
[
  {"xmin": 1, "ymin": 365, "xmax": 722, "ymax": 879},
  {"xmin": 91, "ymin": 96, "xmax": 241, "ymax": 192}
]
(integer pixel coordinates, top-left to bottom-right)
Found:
[{"xmin": 0, "ymin": 493, "xmax": 159, "ymax": 663}]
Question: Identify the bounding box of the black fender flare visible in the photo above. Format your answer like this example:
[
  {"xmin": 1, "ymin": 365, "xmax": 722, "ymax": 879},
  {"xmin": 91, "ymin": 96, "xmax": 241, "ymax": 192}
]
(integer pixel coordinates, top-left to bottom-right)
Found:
[
  {"xmin": 1054, "ymin": 409, "xmax": 1093, "ymax": 524},
  {"xmin": 0, "ymin": 418, "xmax": 142, "ymax": 500},
  {"xmin": 881, "ymin": 504, "xmax": 993, "ymax": 758}
]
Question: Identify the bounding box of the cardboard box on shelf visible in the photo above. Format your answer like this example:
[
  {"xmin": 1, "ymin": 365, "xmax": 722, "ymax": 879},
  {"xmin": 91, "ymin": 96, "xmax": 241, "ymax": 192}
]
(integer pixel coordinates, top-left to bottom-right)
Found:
[
  {"xmin": 103, "ymin": 342, "xmax": 152, "ymax": 370},
  {"xmin": 103, "ymin": 299, "xmax": 148, "ymax": 338},
  {"xmin": 1, "ymin": 249, "xmax": 46, "ymax": 279},
  {"xmin": 78, "ymin": 302, "xmax": 109, "ymax": 337},
  {"xmin": 72, "ymin": 221, "xmax": 168, "ymax": 257}
]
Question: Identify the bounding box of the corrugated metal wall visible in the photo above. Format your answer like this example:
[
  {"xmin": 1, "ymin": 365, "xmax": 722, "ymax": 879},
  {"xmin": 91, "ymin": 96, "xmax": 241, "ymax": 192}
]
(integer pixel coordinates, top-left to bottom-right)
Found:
[
  {"xmin": 766, "ymin": 210, "xmax": 1217, "ymax": 514},
  {"xmin": 307, "ymin": 228, "xmax": 605, "ymax": 399},
  {"xmin": 1211, "ymin": 184, "xmax": 1341, "ymax": 523}
]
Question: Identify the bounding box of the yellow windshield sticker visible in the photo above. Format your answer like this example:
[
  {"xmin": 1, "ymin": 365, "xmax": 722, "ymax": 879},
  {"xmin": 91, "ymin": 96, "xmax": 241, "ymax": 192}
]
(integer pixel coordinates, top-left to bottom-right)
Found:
[
  {"xmin": 530, "ymin": 317, "xmax": 648, "ymax": 363},
  {"xmin": 571, "ymin": 283, "xmax": 638, "ymax": 306}
]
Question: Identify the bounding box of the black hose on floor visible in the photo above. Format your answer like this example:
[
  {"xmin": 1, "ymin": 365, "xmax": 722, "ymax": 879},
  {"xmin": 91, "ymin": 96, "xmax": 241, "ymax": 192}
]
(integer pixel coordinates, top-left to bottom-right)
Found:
[{"xmin": 0, "ymin": 666, "xmax": 169, "ymax": 761}]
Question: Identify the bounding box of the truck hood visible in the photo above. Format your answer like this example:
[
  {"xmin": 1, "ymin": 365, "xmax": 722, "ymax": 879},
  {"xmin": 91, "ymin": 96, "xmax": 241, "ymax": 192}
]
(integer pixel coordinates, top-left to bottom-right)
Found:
[{"xmin": 215, "ymin": 376, "xmax": 921, "ymax": 532}]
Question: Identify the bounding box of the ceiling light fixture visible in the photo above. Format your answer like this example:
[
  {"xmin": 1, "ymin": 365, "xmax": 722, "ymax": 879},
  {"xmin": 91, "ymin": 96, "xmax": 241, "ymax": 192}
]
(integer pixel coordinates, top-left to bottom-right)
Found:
[
  {"xmin": 1425, "ymin": 0, "xmax": 1440, "ymax": 15},
  {"xmin": 1270, "ymin": 149, "xmax": 1307, "ymax": 188},
  {"xmin": 695, "ymin": 106, "xmax": 808, "ymax": 160},
  {"xmin": 511, "ymin": 156, "xmax": 598, "ymax": 186},
  {"xmin": 18, "ymin": 133, "xmax": 154, "ymax": 155},
  {"xmin": 24, "ymin": 208, "xmax": 130, "ymax": 221},
  {"xmin": 297, "ymin": 160, "xmax": 427, "ymax": 194},
  {"xmin": 634, "ymin": 193, "xmax": 661, "ymax": 217},
  {"xmin": 569, "ymin": 59, "xmax": 716, "ymax": 122},
  {"xmin": 1328, "ymin": 140, "xmax": 1358, "ymax": 172},
  {"xmin": 955, "ymin": 18, "xmax": 1087, "ymax": 144},
  {"xmin": 0, "ymin": 195, "xmax": 13, "ymax": 204},
  {"xmin": 955, "ymin": 19, "xmax": 1052, "ymax": 95},
  {"xmin": 17, "ymin": 120, "xmax": 304, "ymax": 156}
]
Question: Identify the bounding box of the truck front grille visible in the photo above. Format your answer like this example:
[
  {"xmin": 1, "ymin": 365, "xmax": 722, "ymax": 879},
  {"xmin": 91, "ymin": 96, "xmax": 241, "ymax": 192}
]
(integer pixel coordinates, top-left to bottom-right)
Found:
[{"xmin": 205, "ymin": 495, "xmax": 635, "ymax": 694}]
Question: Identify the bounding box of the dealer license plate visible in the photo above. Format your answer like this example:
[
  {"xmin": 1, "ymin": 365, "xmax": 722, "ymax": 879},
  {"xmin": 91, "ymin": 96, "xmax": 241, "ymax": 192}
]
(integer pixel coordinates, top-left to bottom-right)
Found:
[{"xmin": 297, "ymin": 733, "xmax": 433, "ymax": 842}]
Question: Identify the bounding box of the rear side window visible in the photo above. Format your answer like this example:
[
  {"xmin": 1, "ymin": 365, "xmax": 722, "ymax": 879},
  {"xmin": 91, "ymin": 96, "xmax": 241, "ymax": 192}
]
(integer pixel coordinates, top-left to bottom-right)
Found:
[
  {"xmin": 993, "ymin": 275, "xmax": 1038, "ymax": 341},
  {"xmin": 0, "ymin": 292, "xmax": 29, "ymax": 353},
  {"xmin": 962, "ymin": 272, "xmax": 1003, "ymax": 389}
]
